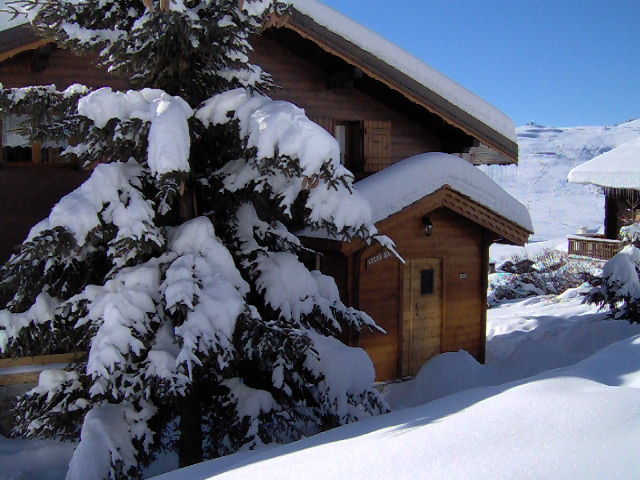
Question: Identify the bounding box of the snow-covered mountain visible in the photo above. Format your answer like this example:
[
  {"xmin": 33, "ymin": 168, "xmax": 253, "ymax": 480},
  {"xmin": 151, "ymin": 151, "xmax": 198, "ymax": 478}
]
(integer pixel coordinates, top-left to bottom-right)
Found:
[{"xmin": 481, "ymin": 119, "xmax": 640, "ymax": 241}]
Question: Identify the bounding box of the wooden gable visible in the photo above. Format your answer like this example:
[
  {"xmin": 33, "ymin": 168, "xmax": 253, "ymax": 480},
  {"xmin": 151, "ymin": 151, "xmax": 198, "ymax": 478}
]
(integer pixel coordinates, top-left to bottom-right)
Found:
[
  {"xmin": 377, "ymin": 186, "xmax": 531, "ymax": 246},
  {"xmin": 273, "ymin": 11, "xmax": 518, "ymax": 164}
]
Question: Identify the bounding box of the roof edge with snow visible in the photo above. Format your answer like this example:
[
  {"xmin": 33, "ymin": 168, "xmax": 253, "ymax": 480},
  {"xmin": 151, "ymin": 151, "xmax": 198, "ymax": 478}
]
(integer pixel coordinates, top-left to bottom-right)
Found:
[
  {"xmin": 284, "ymin": 1, "xmax": 518, "ymax": 163},
  {"xmin": 1, "ymin": 3, "xmax": 518, "ymax": 164},
  {"xmin": 301, "ymin": 153, "xmax": 533, "ymax": 247},
  {"xmin": 568, "ymin": 137, "xmax": 640, "ymax": 190}
]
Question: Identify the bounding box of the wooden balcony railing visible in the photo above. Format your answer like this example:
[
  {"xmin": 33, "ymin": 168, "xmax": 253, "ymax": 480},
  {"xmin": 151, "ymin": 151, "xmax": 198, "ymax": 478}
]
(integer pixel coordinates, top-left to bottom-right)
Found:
[
  {"xmin": 567, "ymin": 235, "xmax": 622, "ymax": 261},
  {"xmin": 0, "ymin": 353, "xmax": 79, "ymax": 386}
]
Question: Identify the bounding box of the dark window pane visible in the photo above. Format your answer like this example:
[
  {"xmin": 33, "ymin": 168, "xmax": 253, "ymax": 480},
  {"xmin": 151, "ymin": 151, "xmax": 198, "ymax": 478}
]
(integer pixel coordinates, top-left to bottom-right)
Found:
[
  {"xmin": 3, "ymin": 146, "xmax": 32, "ymax": 163},
  {"xmin": 421, "ymin": 269, "xmax": 434, "ymax": 295},
  {"xmin": 334, "ymin": 121, "xmax": 363, "ymax": 175}
]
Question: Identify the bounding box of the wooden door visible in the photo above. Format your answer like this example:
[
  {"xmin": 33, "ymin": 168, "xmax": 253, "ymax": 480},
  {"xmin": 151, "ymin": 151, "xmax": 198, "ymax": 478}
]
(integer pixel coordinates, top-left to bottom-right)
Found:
[{"xmin": 402, "ymin": 258, "xmax": 443, "ymax": 376}]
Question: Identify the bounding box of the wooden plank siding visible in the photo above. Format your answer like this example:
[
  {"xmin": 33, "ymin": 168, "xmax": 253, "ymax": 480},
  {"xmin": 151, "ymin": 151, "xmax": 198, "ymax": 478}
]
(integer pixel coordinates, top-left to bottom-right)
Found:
[
  {"xmin": 357, "ymin": 247, "xmax": 402, "ymax": 380},
  {"xmin": 0, "ymin": 45, "xmax": 128, "ymax": 90},
  {"xmin": 357, "ymin": 208, "xmax": 487, "ymax": 381},
  {"xmin": 250, "ymin": 33, "xmax": 447, "ymax": 168}
]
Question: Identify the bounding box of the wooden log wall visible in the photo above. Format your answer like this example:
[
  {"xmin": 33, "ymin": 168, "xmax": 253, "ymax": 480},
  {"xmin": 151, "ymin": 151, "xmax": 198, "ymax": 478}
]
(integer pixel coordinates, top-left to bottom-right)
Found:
[
  {"xmin": 250, "ymin": 31, "xmax": 445, "ymax": 169},
  {"xmin": 0, "ymin": 167, "xmax": 89, "ymax": 262},
  {"xmin": 0, "ymin": 45, "xmax": 127, "ymax": 90},
  {"xmin": 357, "ymin": 208, "xmax": 486, "ymax": 380}
]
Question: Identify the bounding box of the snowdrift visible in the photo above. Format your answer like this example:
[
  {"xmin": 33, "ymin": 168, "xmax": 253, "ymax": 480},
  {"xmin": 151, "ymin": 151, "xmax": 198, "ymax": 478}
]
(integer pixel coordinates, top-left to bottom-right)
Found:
[{"xmin": 152, "ymin": 316, "xmax": 640, "ymax": 479}]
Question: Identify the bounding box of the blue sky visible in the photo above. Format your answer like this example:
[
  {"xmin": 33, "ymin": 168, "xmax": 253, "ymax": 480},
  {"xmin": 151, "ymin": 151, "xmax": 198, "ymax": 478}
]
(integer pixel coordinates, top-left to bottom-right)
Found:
[
  {"xmin": 2, "ymin": 1, "xmax": 638, "ymax": 127},
  {"xmin": 320, "ymin": 0, "xmax": 640, "ymax": 127}
]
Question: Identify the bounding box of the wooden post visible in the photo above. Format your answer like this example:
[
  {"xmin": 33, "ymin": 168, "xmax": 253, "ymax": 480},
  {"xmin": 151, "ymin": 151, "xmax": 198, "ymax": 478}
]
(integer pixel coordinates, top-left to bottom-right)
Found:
[
  {"xmin": 0, "ymin": 119, "xmax": 4, "ymax": 165},
  {"xmin": 32, "ymin": 142, "xmax": 42, "ymax": 165}
]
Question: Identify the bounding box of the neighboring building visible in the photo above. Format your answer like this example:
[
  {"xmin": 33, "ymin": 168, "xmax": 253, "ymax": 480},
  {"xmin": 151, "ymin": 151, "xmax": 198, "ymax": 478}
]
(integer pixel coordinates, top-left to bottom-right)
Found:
[
  {"xmin": 567, "ymin": 137, "xmax": 640, "ymax": 261},
  {"xmin": 0, "ymin": 1, "xmax": 531, "ymax": 381}
]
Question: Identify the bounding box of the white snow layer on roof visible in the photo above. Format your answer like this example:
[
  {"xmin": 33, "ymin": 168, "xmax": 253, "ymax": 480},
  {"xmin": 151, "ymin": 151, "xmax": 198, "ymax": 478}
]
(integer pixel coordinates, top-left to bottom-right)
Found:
[
  {"xmin": 568, "ymin": 136, "xmax": 640, "ymax": 189},
  {"xmin": 355, "ymin": 153, "xmax": 533, "ymax": 232},
  {"xmin": 289, "ymin": 0, "xmax": 516, "ymax": 143}
]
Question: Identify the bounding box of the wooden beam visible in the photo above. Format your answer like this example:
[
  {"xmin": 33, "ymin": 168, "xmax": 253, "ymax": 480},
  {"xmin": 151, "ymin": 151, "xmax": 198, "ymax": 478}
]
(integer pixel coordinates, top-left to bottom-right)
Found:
[
  {"xmin": 0, "ymin": 353, "xmax": 82, "ymax": 386},
  {"xmin": 0, "ymin": 371, "xmax": 41, "ymax": 386},
  {"xmin": 32, "ymin": 142, "xmax": 42, "ymax": 164},
  {"xmin": 0, "ymin": 38, "xmax": 53, "ymax": 64},
  {"xmin": 0, "ymin": 353, "xmax": 80, "ymax": 369}
]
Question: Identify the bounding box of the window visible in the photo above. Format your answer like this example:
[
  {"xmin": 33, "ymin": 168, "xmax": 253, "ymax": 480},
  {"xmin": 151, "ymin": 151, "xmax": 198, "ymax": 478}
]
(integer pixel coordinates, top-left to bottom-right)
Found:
[
  {"xmin": 421, "ymin": 269, "xmax": 434, "ymax": 295},
  {"xmin": 1, "ymin": 116, "xmax": 69, "ymax": 166},
  {"xmin": 312, "ymin": 117, "xmax": 391, "ymax": 178},
  {"xmin": 334, "ymin": 121, "xmax": 363, "ymax": 176}
]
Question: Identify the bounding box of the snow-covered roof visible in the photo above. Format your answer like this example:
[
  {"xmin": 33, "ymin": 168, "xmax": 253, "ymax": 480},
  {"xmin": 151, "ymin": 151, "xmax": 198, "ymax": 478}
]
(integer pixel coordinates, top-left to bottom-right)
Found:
[
  {"xmin": 357, "ymin": 153, "xmax": 533, "ymax": 232},
  {"xmin": 568, "ymin": 137, "xmax": 640, "ymax": 189},
  {"xmin": 0, "ymin": 3, "xmax": 517, "ymax": 160},
  {"xmin": 289, "ymin": 0, "xmax": 517, "ymax": 146}
]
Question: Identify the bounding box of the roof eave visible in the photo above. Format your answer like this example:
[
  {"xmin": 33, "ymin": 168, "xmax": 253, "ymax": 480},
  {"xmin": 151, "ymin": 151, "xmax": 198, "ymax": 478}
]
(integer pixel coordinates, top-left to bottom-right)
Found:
[
  {"xmin": 0, "ymin": 24, "xmax": 50, "ymax": 64},
  {"xmin": 374, "ymin": 185, "xmax": 531, "ymax": 246},
  {"xmin": 284, "ymin": 11, "xmax": 518, "ymax": 164}
]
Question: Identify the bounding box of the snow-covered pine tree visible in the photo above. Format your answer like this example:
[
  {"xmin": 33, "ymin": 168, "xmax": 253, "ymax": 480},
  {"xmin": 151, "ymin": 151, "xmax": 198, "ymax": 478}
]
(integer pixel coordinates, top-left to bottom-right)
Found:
[
  {"xmin": 585, "ymin": 224, "xmax": 640, "ymax": 323},
  {"xmin": 0, "ymin": 1, "xmax": 392, "ymax": 478}
]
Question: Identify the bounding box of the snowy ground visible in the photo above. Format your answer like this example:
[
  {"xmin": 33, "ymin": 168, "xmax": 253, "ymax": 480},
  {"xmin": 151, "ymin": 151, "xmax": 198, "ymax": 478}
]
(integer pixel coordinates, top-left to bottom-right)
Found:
[
  {"xmin": 149, "ymin": 288, "xmax": 640, "ymax": 480},
  {"xmin": 6, "ymin": 286, "xmax": 640, "ymax": 479}
]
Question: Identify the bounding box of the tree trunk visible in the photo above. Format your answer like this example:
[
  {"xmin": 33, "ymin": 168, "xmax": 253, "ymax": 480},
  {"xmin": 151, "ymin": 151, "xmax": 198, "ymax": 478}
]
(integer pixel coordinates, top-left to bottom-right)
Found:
[
  {"xmin": 178, "ymin": 180, "xmax": 196, "ymax": 223},
  {"xmin": 178, "ymin": 398, "xmax": 203, "ymax": 468}
]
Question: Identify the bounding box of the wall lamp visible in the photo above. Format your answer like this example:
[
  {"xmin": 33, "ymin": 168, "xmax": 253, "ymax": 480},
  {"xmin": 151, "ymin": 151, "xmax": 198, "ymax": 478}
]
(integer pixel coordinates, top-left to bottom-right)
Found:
[{"xmin": 422, "ymin": 215, "xmax": 433, "ymax": 237}]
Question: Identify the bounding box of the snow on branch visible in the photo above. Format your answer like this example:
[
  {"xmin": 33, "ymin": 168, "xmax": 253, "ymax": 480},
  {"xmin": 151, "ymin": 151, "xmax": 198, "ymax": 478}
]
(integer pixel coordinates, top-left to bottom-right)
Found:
[
  {"xmin": 66, "ymin": 402, "xmax": 156, "ymax": 480},
  {"xmin": 233, "ymin": 204, "xmax": 379, "ymax": 333},
  {"xmin": 163, "ymin": 217, "xmax": 249, "ymax": 378},
  {"xmin": 78, "ymin": 88, "xmax": 193, "ymax": 178},
  {"xmin": 197, "ymin": 88, "xmax": 376, "ymax": 240},
  {"xmin": 79, "ymin": 260, "xmax": 162, "ymax": 398},
  {"xmin": 0, "ymin": 293, "xmax": 59, "ymax": 352},
  {"xmin": 27, "ymin": 160, "xmax": 161, "ymax": 251}
]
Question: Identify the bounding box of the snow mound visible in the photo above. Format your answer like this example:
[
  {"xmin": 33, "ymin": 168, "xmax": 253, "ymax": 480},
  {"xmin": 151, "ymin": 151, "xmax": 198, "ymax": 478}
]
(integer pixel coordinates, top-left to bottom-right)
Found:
[
  {"xmin": 289, "ymin": 0, "xmax": 516, "ymax": 143},
  {"xmin": 356, "ymin": 152, "xmax": 532, "ymax": 231},
  {"xmin": 401, "ymin": 290, "xmax": 640, "ymax": 408},
  {"xmin": 568, "ymin": 136, "xmax": 640, "ymax": 189},
  {"xmin": 150, "ymin": 332, "xmax": 640, "ymax": 480}
]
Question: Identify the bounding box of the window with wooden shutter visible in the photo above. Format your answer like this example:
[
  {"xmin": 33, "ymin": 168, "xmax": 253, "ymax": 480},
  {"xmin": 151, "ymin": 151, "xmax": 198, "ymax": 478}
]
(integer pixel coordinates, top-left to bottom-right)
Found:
[{"xmin": 364, "ymin": 120, "xmax": 391, "ymax": 173}]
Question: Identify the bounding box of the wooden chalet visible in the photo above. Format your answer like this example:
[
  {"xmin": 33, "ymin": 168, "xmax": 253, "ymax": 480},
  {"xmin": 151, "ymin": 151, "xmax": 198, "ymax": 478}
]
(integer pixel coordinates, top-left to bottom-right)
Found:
[
  {"xmin": 303, "ymin": 153, "xmax": 531, "ymax": 380},
  {"xmin": 567, "ymin": 138, "xmax": 640, "ymax": 260},
  {"xmin": 0, "ymin": 1, "xmax": 531, "ymax": 383}
]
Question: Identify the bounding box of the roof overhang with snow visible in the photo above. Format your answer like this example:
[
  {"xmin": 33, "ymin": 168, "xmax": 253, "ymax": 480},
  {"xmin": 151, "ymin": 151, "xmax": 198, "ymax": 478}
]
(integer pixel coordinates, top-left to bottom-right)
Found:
[
  {"xmin": 302, "ymin": 153, "xmax": 533, "ymax": 250},
  {"xmin": 1, "ymin": 2, "xmax": 518, "ymax": 164},
  {"xmin": 281, "ymin": 1, "xmax": 518, "ymax": 164},
  {"xmin": 381, "ymin": 185, "xmax": 531, "ymax": 246},
  {"xmin": 568, "ymin": 137, "xmax": 640, "ymax": 190},
  {"xmin": 0, "ymin": 24, "xmax": 48, "ymax": 64}
]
